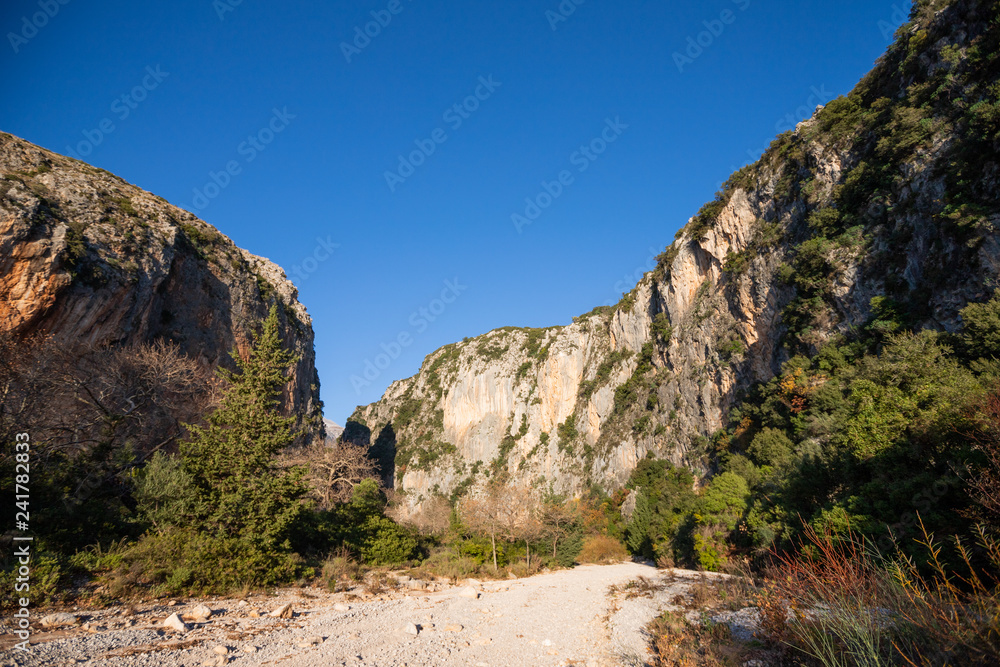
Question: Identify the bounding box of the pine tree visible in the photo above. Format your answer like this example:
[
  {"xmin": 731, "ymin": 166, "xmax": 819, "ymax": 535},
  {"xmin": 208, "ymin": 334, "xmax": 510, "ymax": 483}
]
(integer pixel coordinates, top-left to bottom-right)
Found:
[{"xmin": 180, "ymin": 305, "xmax": 307, "ymax": 548}]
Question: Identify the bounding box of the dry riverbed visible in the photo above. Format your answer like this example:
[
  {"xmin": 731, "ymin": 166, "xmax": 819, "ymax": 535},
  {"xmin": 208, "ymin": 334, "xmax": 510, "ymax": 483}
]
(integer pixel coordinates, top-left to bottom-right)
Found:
[{"xmin": 2, "ymin": 562, "xmax": 765, "ymax": 667}]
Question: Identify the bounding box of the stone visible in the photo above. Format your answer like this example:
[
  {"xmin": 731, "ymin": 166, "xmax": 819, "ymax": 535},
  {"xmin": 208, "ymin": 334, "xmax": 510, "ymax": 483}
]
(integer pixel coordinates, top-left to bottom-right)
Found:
[
  {"xmin": 270, "ymin": 603, "xmax": 294, "ymax": 619},
  {"xmin": 443, "ymin": 624, "xmax": 464, "ymax": 632},
  {"xmin": 167, "ymin": 600, "xmax": 178, "ymax": 607},
  {"xmin": 237, "ymin": 600, "xmax": 248, "ymax": 607},
  {"xmin": 212, "ymin": 645, "xmax": 229, "ymax": 655},
  {"xmin": 243, "ymin": 645, "xmax": 258, "ymax": 653},
  {"xmin": 296, "ymin": 636, "xmax": 322, "ymax": 647},
  {"xmin": 202, "ymin": 657, "xmax": 226, "ymax": 667},
  {"xmin": 40, "ymin": 613, "xmax": 79, "ymax": 628},
  {"xmin": 334, "ymin": 603, "xmax": 351, "ymax": 612},
  {"xmin": 184, "ymin": 604, "xmax": 212, "ymax": 622},
  {"xmin": 162, "ymin": 613, "xmax": 188, "ymax": 633},
  {"xmin": 457, "ymin": 587, "xmax": 479, "ymax": 599},
  {"xmin": 403, "ymin": 622, "xmax": 419, "ymax": 636},
  {"xmin": 542, "ymin": 639, "xmax": 553, "ymax": 646}
]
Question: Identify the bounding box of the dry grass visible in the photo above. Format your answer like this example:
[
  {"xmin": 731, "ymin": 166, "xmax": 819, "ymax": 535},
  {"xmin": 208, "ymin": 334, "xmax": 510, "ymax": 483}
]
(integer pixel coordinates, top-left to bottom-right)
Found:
[
  {"xmin": 362, "ymin": 569, "xmax": 397, "ymax": 596},
  {"xmin": 648, "ymin": 610, "xmax": 745, "ymax": 666},
  {"xmin": 320, "ymin": 546, "xmax": 363, "ymax": 593},
  {"xmin": 576, "ymin": 535, "xmax": 629, "ymax": 564},
  {"xmin": 758, "ymin": 519, "xmax": 1000, "ymax": 666},
  {"xmin": 608, "ymin": 574, "xmax": 668, "ymax": 599}
]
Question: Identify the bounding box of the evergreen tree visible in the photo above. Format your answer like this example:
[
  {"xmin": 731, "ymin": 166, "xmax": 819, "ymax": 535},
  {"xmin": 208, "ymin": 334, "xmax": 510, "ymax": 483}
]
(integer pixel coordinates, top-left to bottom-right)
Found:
[{"xmin": 180, "ymin": 305, "xmax": 307, "ymax": 548}]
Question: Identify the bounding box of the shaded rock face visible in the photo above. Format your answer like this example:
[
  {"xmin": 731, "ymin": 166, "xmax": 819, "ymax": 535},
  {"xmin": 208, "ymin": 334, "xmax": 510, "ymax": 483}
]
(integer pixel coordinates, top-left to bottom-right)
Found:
[
  {"xmin": 0, "ymin": 132, "xmax": 323, "ymax": 438},
  {"xmin": 349, "ymin": 2, "xmax": 1000, "ymax": 511}
]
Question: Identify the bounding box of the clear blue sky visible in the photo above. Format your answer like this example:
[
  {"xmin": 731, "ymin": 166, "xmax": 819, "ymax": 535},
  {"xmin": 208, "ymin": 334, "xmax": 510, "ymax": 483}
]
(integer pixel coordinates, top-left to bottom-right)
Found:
[{"xmin": 0, "ymin": 0, "xmax": 909, "ymax": 424}]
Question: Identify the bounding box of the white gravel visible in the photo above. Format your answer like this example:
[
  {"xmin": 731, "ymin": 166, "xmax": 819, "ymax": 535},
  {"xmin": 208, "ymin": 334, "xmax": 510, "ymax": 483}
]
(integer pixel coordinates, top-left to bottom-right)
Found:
[{"xmin": 4, "ymin": 561, "xmax": 712, "ymax": 667}]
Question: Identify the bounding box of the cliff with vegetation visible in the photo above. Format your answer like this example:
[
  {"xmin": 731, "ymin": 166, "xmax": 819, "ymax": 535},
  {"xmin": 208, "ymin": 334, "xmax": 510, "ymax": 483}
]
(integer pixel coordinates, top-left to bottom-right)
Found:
[
  {"xmin": 348, "ymin": 0, "xmax": 1000, "ymax": 513},
  {"xmin": 0, "ymin": 132, "xmax": 323, "ymax": 437}
]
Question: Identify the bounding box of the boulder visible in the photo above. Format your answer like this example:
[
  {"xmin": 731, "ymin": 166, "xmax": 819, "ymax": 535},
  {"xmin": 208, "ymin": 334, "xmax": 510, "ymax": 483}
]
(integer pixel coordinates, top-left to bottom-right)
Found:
[
  {"xmin": 183, "ymin": 604, "xmax": 212, "ymax": 622},
  {"xmin": 40, "ymin": 613, "xmax": 79, "ymax": 628},
  {"xmin": 162, "ymin": 613, "xmax": 188, "ymax": 633},
  {"xmin": 269, "ymin": 603, "xmax": 294, "ymax": 619}
]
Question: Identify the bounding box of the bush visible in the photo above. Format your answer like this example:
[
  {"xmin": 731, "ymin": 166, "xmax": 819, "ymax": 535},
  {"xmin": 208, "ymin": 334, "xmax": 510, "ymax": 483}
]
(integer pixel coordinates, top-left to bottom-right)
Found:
[
  {"xmin": 0, "ymin": 552, "xmax": 66, "ymax": 609},
  {"xmin": 321, "ymin": 547, "xmax": 362, "ymax": 592},
  {"xmin": 133, "ymin": 451, "xmax": 198, "ymax": 532},
  {"xmin": 355, "ymin": 515, "xmax": 418, "ymax": 566},
  {"xmin": 119, "ymin": 528, "xmax": 305, "ymax": 596},
  {"xmin": 576, "ymin": 535, "xmax": 628, "ymax": 564},
  {"xmin": 416, "ymin": 550, "xmax": 483, "ymax": 581}
]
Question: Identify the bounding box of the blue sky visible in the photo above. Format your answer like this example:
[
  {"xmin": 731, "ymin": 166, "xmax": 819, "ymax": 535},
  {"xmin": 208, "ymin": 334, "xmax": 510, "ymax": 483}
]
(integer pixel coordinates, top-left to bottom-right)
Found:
[{"xmin": 0, "ymin": 0, "xmax": 910, "ymax": 424}]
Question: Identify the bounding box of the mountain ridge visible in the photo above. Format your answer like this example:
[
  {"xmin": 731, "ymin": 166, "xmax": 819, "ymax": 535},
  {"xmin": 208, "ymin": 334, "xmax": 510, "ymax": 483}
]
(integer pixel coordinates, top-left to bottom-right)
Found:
[
  {"xmin": 346, "ymin": 0, "xmax": 1000, "ymax": 513},
  {"xmin": 0, "ymin": 131, "xmax": 324, "ymax": 438}
]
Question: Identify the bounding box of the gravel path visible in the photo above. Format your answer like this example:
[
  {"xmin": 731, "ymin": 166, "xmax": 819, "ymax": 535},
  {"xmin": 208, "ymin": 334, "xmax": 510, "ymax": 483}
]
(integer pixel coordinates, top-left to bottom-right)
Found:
[{"xmin": 4, "ymin": 562, "xmax": 695, "ymax": 667}]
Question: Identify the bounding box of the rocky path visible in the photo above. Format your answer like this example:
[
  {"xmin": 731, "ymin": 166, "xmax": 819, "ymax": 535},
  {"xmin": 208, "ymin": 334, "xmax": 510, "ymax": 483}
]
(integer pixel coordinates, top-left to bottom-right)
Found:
[{"xmin": 5, "ymin": 562, "xmax": 693, "ymax": 667}]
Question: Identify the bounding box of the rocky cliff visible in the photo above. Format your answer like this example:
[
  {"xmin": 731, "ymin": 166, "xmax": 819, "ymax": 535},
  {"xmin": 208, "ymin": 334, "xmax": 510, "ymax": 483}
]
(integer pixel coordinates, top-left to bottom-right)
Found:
[
  {"xmin": 0, "ymin": 132, "xmax": 323, "ymax": 437},
  {"xmin": 348, "ymin": 0, "xmax": 1000, "ymax": 511}
]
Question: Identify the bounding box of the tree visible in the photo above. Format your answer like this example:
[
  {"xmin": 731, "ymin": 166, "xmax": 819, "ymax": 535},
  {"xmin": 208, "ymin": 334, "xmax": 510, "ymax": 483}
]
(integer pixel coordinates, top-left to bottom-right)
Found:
[
  {"xmin": 460, "ymin": 477, "xmax": 519, "ymax": 572},
  {"xmin": 539, "ymin": 494, "xmax": 580, "ymax": 559},
  {"xmin": 179, "ymin": 305, "xmax": 307, "ymax": 548},
  {"xmin": 499, "ymin": 486, "xmax": 542, "ymax": 568},
  {"xmin": 0, "ymin": 331, "xmax": 210, "ymax": 552},
  {"xmin": 283, "ymin": 440, "xmax": 379, "ymax": 509}
]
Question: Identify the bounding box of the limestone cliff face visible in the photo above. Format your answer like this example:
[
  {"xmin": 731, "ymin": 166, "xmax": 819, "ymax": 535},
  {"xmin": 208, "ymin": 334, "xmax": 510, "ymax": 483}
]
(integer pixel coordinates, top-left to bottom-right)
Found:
[
  {"xmin": 349, "ymin": 0, "xmax": 1000, "ymax": 511},
  {"xmin": 0, "ymin": 132, "xmax": 323, "ymax": 437}
]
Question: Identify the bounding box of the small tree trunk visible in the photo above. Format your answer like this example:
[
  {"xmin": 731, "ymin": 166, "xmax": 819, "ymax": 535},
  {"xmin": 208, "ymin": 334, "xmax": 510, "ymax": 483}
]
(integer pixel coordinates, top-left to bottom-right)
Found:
[
  {"xmin": 552, "ymin": 536, "xmax": 558, "ymax": 558},
  {"xmin": 491, "ymin": 532, "xmax": 498, "ymax": 572},
  {"xmin": 526, "ymin": 541, "xmax": 531, "ymax": 568}
]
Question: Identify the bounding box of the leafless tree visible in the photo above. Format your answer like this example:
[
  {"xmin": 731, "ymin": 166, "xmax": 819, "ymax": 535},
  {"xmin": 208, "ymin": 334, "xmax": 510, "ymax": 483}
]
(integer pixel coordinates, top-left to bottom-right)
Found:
[
  {"xmin": 461, "ymin": 478, "xmax": 545, "ymax": 570},
  {"xmin": 1, "ymin": 333, "xmax": 212, "ymax": 465},
  {"xmin": 460, "ymin": 477, "xmax": 513, "ymax": 572},
  {"xmin": 283, "ymin": 440, "xmax": 380, "ymax": 509},
  {"xmin": 388, "ymin": 494, "xmax": 452, "ymax": 535},
  {"xmin": 498, "ymin": 485, "xmax": 543, "ymax": 568}
]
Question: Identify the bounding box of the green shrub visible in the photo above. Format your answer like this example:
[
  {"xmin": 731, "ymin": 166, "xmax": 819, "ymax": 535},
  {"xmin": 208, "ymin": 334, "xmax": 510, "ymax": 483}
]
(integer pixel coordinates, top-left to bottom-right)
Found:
[
  {"xmin": 747, "ymin": 428, "xmax": 795, "ymax": 469},
  {"xmin": 355, "ymin": 515, "xmax": 417, "ymax": 565},
  {"xmin": 133, "ymin": 452, "xmax": 198, "ymax": 532},
  {"xmin": 960, "ymin": 290, "xmax": 1000, "ymax": 362},
  {"xmin": 651, "ymin": 312, "xmax": 672, "ymax": 344},
  {"xmin": 121, "ymin": 528, "xmax": 304, "ymax": 595}
]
